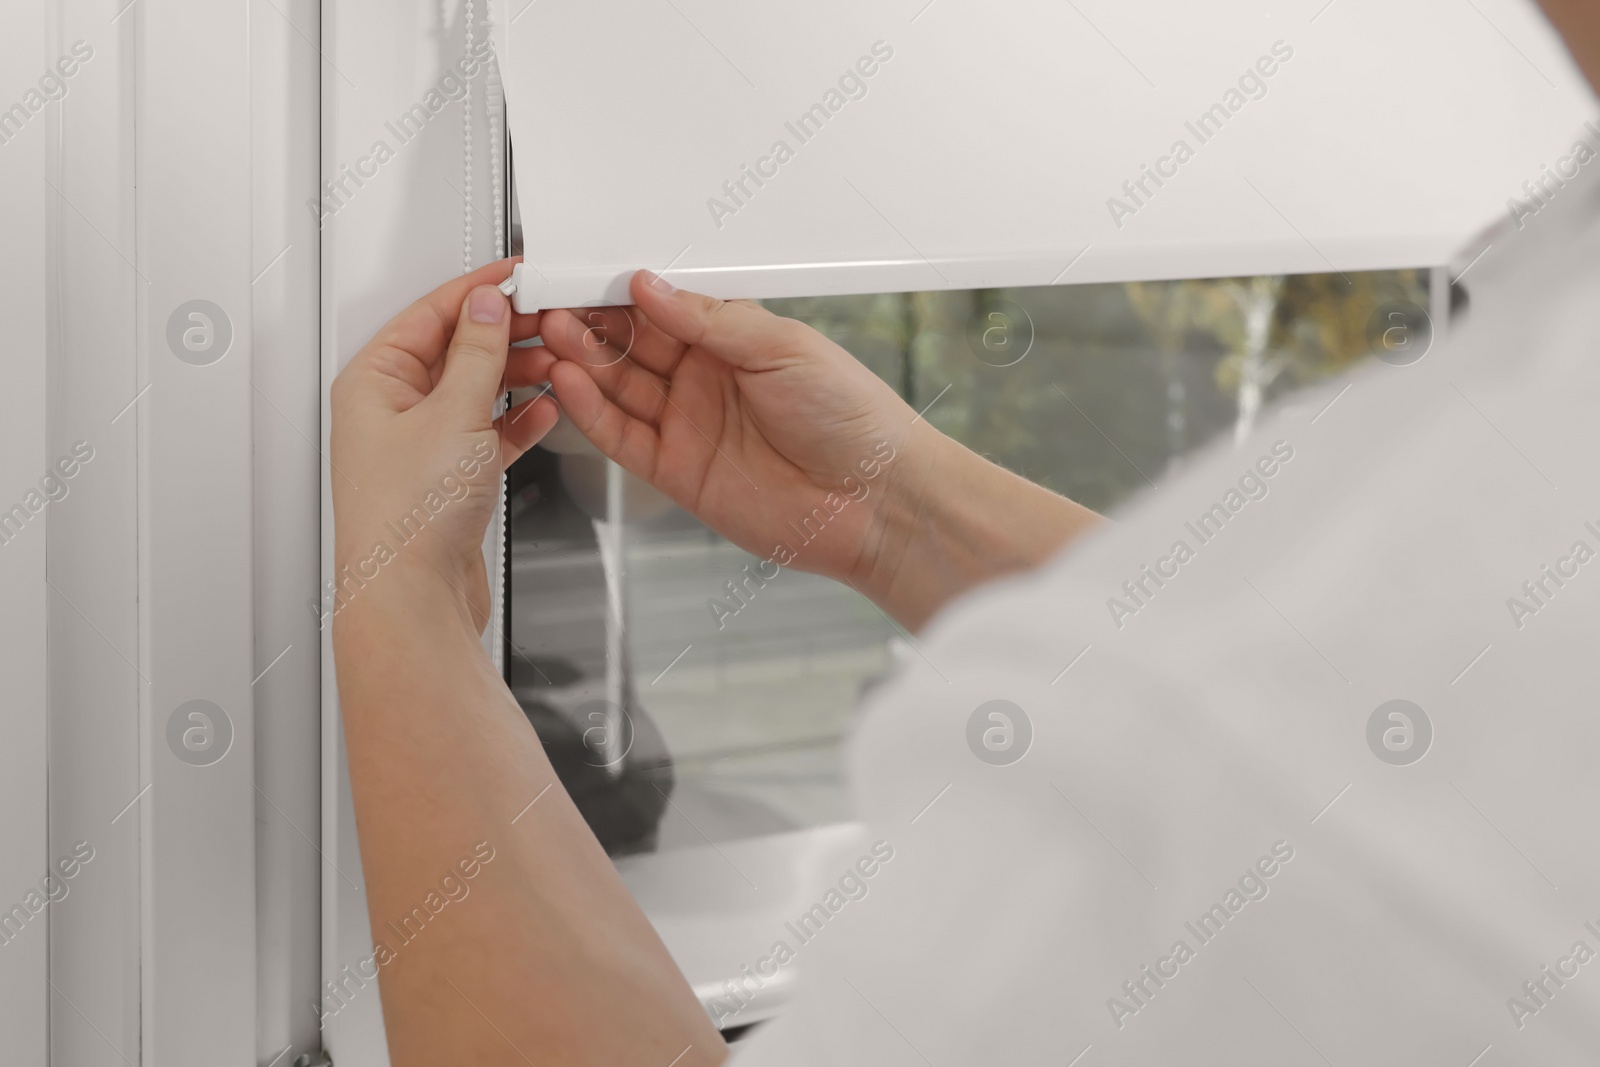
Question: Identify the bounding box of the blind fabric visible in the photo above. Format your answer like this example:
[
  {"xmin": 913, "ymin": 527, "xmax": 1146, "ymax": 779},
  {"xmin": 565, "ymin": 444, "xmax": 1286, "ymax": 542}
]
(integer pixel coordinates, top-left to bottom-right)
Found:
[{"xmin": 501, "ymin": 0, "xmax": 1595, "ymax": 308}]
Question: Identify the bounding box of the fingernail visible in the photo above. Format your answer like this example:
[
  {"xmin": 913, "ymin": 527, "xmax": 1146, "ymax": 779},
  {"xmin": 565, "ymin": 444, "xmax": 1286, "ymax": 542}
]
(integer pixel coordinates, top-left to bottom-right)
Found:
[
  {"xmin": 469, "ymin": 286, "xmax": 506, "ymax": 323},
  {"xmin": 642, "ymin": 269, "xmax": 676, "ymax": 295}
]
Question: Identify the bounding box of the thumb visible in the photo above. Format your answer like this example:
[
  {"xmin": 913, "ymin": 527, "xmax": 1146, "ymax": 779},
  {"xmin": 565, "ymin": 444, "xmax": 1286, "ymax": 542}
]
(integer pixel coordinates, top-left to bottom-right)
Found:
[
  {"xmin": 630, "ymin": 269, "xmax": 797, "ymax": 369},
  {"xmin": 435, "ymin": 285, "xmax": 512, "ymax": 417}
]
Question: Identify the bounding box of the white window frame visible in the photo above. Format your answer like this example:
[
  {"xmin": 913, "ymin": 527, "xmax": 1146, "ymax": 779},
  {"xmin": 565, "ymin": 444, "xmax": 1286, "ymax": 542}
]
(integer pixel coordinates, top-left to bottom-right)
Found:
[
  {"xmin": 1, "ymin": 1, "xmax": 51, "ymax": 1062},
  {"xmin": 42, "ymin": 0, "xmax": 323, "ymax": 1064}
]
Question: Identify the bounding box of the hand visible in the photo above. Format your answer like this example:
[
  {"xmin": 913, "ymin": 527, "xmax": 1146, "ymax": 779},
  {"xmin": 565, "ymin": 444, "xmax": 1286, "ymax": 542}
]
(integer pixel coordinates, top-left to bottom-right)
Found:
[
  {"xmin": 541, "ymin": 271, "xmax": 926, "ymax": 590},
  {"xmin": 331, "ymin": 264, "xmax": 725, "ymax": 1067},
  {"xmin": 542, "ymin": 271, "xmax": 1103, "ymax": 630},
  {"xmin": 330, "ymin": 260, "xmax": 560, "ymax": 633}
]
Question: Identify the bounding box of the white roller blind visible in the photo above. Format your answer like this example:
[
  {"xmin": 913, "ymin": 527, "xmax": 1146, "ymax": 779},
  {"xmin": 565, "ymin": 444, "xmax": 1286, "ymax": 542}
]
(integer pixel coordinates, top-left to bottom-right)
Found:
[{"xmin": 501, "ymin": 0, "xmax": 1595, "ymax": 307}]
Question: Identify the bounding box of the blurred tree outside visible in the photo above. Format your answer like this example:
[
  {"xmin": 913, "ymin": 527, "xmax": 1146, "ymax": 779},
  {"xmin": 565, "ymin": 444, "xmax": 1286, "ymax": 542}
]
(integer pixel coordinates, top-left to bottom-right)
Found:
[{"xmin": 1131, "ymin": 270, "xmax": 1427, "ymax": 447}]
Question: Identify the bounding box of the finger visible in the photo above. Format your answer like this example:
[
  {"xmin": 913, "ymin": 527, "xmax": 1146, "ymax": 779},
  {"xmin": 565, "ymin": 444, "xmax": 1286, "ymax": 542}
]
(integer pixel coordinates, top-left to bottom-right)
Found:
[
  {"xmin": 547, "ymin": 360, "xmax": 662, "ymax": 479},
  {"xmin": 363, "ymin": 257, "xmax": 538, "ymax": 375},
  {"xmin": 539, "ymin": 307, "xmax": 626, "ymax": 368},
  {"xmin": 505, "ymin": 345, "xmax": 557, "ymax": 389},
  {"xmin": 494, "ymin": 393, "xmax": 561, "ymax": 468},
  {"xmin": 430, "ymin": 261, "xmax": 542, "ymax": 348},
  {"xmin": 509, "ymin": 310, "xmax": 545, "ymax": 345},
  {"xmin": 435, "ymin": 285, "xmax": 513, "ymax": 417},
  {"xmin": 542, "ymin": 303, "xmax": 688, "ymax": 377},
  {"xmin": 629, "ymin": 269, "xmax": 798, "ymax": 369},
  {"xmin": 542, "ymin": 310, "xmax": 671, "ymax": 425}
]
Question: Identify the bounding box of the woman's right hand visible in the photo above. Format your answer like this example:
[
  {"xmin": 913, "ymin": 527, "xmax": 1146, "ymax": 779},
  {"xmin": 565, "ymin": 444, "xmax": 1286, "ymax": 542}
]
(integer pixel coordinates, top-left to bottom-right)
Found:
[
  {"xmin": 537, "ymin": 270, "xmax": 1102, "ymax": 630},
  {"xmin": 539, "ymin": 271, "xmax": 931, "ymax": 592}
]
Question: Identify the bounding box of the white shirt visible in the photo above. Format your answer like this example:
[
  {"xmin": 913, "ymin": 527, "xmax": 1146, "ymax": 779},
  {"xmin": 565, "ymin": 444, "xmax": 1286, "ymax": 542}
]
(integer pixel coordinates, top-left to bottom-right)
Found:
[{"xmin": 732, "ymin": 164, "xmax": 1600, "ymax": 1064}]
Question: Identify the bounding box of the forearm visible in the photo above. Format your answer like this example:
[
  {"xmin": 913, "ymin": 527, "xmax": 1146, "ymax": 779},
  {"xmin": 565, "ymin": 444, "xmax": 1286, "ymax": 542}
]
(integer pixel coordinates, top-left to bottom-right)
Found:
[
  {"xmin": 333, "ymin": 564, "xmax": 724, "ymax": 1067},
  {"xmin": 853, "ymin": 422, "xmax": 1104, "ymax": 631}
]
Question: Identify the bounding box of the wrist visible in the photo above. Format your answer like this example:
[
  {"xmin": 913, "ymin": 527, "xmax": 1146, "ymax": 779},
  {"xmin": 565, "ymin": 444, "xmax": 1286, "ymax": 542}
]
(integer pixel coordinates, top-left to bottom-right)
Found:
[
  {"xmin": 846, "ymin": 420, "xmax": 959, "ymax": 625},
  {"xmin": 329, "ymin": 547, "xmax": 481, "ymax": 639},
  {"xmin": 848, "ymin": 422, "xmax": 1103, "ymax": 631}
]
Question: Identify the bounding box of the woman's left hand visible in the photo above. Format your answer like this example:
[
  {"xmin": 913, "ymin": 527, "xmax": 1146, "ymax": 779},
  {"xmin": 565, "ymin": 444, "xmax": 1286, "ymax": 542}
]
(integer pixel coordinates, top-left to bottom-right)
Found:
[{"xmin": 330, "ymin": 259, "xmax": 560, "ymax": 633}]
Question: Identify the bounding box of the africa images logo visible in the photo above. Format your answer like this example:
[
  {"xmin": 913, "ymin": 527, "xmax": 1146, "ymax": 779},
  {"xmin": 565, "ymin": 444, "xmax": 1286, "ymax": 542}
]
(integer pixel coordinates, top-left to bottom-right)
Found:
[{"xmin": 966, "ymin": 700, "xmax": 1033, "ymax": 766}]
